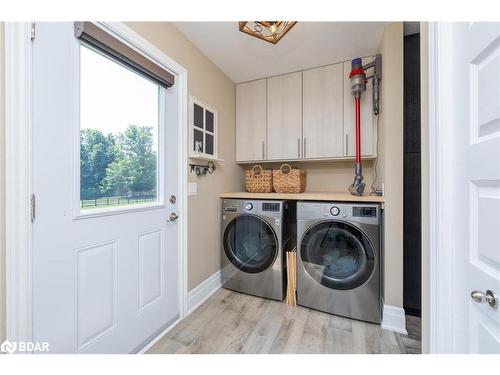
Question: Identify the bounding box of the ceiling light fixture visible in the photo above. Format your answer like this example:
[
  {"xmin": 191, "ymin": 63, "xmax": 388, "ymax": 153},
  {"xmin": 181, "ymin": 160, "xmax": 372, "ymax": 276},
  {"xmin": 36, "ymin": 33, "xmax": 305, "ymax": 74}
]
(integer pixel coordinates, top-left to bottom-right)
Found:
[{"xmin": 239, "ymin": 21, "xmax": 297, "ymax": 45}]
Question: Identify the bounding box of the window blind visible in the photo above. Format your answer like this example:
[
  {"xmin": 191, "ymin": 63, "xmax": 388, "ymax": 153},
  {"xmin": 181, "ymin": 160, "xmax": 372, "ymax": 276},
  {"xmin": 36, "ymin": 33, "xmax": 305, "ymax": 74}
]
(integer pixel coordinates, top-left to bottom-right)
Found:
[{"xmin": 74, "ymin": 22, "xmax": 175, "ymax": 88}]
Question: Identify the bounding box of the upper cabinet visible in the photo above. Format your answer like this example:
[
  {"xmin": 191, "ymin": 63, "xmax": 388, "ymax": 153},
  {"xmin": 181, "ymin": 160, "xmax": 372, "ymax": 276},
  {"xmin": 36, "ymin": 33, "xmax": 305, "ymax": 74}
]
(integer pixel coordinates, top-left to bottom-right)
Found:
[
  {"xmin": 236, "ymin": 79, "xmax": 267, "ymax": 162},
  {"xmin": 343, "ymin": 56, "xmax": 376, "ymax": 157},
  {"xmin": 235, "ymin": 56, "xmax": 378, "ymax": 163},
  {"xmin": 190, "ymin": 96, "xmax": 219, "ymax": 161},
  {"xmin": 303, "ymin": 64, "xmax": 344, "ymax": 158},
  {"xmin": 267, "ymin": 72, "xmax": 303, "ymax": 160}
]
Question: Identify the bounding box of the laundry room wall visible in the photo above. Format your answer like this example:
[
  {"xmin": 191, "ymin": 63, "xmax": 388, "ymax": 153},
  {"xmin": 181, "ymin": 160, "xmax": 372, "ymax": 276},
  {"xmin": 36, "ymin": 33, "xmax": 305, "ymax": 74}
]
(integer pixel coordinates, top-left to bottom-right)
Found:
[
  {"xmin": 377, "ymin": 22, "xmax": 404, "ymax": 309},
  {"xmin": 126, "ymin": 22, "xmax": 244, "ymax": 291}
]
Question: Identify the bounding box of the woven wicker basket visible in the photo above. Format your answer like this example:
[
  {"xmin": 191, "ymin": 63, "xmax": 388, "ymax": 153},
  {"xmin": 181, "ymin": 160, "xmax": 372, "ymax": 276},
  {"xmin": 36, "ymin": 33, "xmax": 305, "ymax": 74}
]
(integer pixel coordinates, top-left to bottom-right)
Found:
[
  {"xmin": 245, "ymin": 165, "xmax": 274, "ymax": 193},
  {"xmin": 273, "ymin": 164, "xmax": 306, "ymax": 193}
]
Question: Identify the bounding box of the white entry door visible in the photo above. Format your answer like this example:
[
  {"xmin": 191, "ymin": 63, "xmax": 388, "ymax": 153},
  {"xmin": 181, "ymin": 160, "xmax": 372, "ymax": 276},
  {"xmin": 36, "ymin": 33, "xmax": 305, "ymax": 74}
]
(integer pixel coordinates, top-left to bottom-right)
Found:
[
  {"xmin": 32, "ymin": 23, "xmax": 181, "ymax": 353},
  {"xmin": 439, "ymin": 22, "xmax": 500, "ymax": 353}
]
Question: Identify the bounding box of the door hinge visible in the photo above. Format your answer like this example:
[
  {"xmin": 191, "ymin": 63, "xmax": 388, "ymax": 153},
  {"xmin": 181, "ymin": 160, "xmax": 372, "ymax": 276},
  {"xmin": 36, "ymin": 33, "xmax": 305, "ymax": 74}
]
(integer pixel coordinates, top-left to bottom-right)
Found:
[
  {"xmin": 30, "ymin": 194, "xmax": 36, "ymax": 222},
  {"xmin": 30, "ymin": 22, "xmax": 35, "ymax": 41}
]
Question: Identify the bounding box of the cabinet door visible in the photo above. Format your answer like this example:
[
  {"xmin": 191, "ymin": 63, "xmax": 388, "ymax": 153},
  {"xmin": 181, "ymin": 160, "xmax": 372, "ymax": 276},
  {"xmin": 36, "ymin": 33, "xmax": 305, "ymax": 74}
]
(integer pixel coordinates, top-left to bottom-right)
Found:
[
  {"xmin": 236, "ymin": 79, "xmax": 267, "ymax": 161},
  {"xmin": 343, "ymin": 56, "xmax": 377, "ymax": 157},
  {"xmin": 303, "ymin": 64, "xmax": 344, "ymax": 158},
  {"xmin": 267, "ymin": 72, "xmax": 303, "ymax": 160}
]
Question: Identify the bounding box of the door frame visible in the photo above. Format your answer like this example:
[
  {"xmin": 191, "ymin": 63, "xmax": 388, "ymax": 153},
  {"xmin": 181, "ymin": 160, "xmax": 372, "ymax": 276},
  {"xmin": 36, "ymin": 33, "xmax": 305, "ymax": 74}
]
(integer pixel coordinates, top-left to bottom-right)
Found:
[
  {"xmin": 5, "ymin": 22, "xmax": 189, "ymax": 346},
  {"xmin": 427, "ymin": 22, "xmax": 456, "ymax": 353}
]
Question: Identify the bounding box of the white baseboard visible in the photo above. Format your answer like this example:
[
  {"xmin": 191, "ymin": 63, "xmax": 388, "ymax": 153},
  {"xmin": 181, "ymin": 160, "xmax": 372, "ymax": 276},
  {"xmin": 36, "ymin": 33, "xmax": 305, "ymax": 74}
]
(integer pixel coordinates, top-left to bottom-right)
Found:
[
  {"xmin": 381, "ymin": 305, "xmax": 408, "ymax": 335},
  {"xmin": 187, "ymin": 270, "xmax": 222, "ymax": 315}
]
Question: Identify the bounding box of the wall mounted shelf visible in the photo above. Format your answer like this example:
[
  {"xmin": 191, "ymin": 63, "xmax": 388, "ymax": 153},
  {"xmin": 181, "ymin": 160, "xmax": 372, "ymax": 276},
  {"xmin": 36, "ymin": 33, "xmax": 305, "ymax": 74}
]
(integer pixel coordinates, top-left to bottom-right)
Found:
[{"xmin": 189, "ymin": 153, "xmax": 224, "ymax": 162}]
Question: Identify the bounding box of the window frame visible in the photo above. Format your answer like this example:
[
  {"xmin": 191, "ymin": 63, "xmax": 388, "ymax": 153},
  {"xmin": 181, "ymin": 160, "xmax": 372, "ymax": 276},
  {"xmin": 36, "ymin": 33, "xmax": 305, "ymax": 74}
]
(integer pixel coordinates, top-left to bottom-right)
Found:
[
  {"xmin": 74, "ymin": 41, "xmax": 167, "ymax": 219},
  {"xmin": 189, "ymin": 96, "xmax": 219, "ymax": 161}
]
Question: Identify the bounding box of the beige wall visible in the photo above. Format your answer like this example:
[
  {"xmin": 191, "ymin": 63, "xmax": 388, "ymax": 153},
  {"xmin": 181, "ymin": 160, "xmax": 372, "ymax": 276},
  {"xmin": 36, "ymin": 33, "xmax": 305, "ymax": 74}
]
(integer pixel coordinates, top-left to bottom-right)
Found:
[
  {"xmin": 420, "ymin": 22, "xmax": 430, "ymax": 353},
  {"xmin": 126, "ymin": 22, "xmax": 243, "ymax": 291},
  {"xmin": 378, "ymin": 22, "xmax": 404, "ymax": 307},
  {"xmin": 243, "ymin": 160, "xmax": 376, "ymax": 193},
  {"xmin": 0, "ymin": 22, "xmax": 5, "ymax": 343}
]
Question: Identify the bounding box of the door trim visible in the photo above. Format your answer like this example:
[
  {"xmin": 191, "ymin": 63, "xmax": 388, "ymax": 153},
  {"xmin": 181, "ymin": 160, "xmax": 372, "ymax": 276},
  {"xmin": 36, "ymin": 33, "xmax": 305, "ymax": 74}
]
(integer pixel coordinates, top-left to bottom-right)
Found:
[
  {"xmin": 5, "ymin": 22, "xmax": 33, "ymax": 342},
  {"xmin": 427, "ymin": 22, "xmax": 455, "ymax": 353},
  {"xmin": 5, "ymin": 22, "xmax": 189, "ymax": 345}
]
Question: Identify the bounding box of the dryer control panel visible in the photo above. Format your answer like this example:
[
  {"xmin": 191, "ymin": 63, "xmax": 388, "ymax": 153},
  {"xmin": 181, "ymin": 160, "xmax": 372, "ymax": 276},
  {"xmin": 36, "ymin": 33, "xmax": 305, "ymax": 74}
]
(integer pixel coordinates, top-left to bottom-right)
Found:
[
  {"xmin": 353, "ymin": 206, "xmax": 377, "ymax": 218},
  {"xmin": 297, "ymin": 202, "xmax": 380, "ymax": 225}
]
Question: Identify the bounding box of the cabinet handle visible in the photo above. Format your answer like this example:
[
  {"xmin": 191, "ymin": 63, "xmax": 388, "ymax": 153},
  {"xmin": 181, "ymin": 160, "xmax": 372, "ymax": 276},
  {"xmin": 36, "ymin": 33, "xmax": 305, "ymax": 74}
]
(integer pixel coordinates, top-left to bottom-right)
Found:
[
  {"xmin": 262, "ymin": 141, "xmax": 265, "ymax": 160},
  {"xmin": 297, "ymin": 138, "xmax": 301, "ymax": 158},
  {"xmin": 303, "ymin": 138, "xmax": 306, "ymax": 158},
  {"xmin": 345, "ymin": 134, "xmax": 348, "ymax": 155}
]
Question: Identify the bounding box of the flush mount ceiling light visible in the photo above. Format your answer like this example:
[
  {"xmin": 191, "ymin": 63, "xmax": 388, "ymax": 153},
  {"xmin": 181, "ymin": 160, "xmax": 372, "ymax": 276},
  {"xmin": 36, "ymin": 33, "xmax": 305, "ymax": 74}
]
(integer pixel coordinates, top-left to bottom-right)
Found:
[{"xmin": 239, "ymin": 21, "xmax": 297, "ymax": 44}]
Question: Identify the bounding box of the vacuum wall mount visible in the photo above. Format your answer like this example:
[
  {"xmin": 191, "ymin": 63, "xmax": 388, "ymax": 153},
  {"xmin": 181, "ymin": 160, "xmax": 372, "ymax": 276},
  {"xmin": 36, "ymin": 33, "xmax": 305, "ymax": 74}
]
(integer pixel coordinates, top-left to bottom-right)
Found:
[{"xmin": 347, "ymin": 54, "xmax": 382, "ymax": 196}]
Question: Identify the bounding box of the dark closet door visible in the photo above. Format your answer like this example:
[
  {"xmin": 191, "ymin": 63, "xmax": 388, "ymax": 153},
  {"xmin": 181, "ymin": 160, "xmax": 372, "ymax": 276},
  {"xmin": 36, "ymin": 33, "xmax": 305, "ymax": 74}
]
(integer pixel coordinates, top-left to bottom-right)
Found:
[{"xmin": 404, "ymin": 33, "xmax": 422, "ymax": 316}]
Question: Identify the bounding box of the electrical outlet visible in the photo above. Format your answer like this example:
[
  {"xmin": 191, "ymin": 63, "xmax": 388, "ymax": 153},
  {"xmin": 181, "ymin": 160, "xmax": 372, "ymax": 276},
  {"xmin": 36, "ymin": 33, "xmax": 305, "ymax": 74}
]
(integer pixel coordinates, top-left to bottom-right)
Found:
[{"xmin": 188, "ymin": 182, "xmax": 197, "ymax": 196}]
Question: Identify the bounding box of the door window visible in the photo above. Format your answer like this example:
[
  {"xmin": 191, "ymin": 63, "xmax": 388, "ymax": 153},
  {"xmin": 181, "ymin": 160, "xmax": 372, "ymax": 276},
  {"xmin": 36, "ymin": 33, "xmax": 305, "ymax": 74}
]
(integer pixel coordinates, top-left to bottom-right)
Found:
[
  {"xmin": 223, "ymin": 215, "xmax": 278, "ymax": 273},
  {"xmin": 79, "ymin": 43, "xmax": 163, "ymax": 211},
  {"xmin": 300, "ymin": 221, "xmax": 375, "ymax": 290}
]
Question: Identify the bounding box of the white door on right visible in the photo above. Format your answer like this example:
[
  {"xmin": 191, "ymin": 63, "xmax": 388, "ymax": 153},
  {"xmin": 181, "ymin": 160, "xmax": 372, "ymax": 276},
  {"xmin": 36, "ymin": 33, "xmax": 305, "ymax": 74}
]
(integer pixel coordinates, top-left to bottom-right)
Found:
[{"xmin": 447, "ymin": 22, "xmax": 500, "ymax": 353}]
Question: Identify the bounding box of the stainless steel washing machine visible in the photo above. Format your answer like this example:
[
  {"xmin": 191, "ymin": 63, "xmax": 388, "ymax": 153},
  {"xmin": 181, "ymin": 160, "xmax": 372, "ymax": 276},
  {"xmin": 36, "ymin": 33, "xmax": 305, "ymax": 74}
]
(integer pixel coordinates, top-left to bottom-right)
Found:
[
  {"xmin": 297, "ymin": 201, "xmax": 382, "ymax": 323},
  {"xmin": 221, "ymin": 199, "xmax": 295, "ymax": 301}
]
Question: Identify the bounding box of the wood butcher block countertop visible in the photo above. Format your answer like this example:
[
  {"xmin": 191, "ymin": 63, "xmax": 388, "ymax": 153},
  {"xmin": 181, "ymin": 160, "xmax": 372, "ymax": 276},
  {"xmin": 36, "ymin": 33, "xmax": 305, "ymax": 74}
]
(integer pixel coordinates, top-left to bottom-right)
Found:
[{"xmin": 219, "ymin": 191, "xmax": 384, "ymax": 203}]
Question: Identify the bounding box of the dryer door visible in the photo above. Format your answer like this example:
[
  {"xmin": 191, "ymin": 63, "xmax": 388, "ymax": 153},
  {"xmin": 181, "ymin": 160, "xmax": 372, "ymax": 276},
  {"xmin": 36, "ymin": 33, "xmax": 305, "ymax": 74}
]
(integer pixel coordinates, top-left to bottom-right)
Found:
[
  {"xmin": 300, "ymin": 221, "xmax": 375, "ymax": 290},
  {"xmin": 223, "ymin": 214, "xmax": 278, "ymax": 274}
]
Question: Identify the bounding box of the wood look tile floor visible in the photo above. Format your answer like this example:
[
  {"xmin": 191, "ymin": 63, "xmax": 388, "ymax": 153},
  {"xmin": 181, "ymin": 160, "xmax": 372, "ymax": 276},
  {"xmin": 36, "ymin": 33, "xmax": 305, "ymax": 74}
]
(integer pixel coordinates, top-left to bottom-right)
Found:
[{"xmin": 147, "ymin": 289, "xmax": 422, "ymax": 354}]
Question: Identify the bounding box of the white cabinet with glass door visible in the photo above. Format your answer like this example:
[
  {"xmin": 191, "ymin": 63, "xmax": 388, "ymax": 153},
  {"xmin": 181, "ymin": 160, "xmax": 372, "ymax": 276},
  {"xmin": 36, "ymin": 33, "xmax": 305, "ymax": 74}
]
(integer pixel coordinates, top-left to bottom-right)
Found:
[{"xmin": 190, "ymin": 96, "xmax": 219, "ymax": 161}]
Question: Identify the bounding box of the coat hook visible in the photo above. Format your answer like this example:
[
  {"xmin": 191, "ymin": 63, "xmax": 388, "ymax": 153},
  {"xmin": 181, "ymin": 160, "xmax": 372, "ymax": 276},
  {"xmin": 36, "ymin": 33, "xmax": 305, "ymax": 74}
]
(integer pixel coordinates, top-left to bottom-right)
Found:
[{"xmin": 189, "ymin": 161, "xmax": 216, "ymax": 176}]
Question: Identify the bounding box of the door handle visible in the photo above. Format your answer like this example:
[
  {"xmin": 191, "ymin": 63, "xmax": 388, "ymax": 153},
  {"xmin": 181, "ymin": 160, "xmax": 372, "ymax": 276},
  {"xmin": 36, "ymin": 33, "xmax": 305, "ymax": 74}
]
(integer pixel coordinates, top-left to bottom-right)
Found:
[
  {"xmin": 167, "ymin": 212, "xmax": 179, "ymax": 222},
  {"xmin": 297, "ymin": 138, "xmax": 301, "ymax": 158},
  {"xmin": 471, "ymin": 289, "xmax": 498, "ymax": 308}
]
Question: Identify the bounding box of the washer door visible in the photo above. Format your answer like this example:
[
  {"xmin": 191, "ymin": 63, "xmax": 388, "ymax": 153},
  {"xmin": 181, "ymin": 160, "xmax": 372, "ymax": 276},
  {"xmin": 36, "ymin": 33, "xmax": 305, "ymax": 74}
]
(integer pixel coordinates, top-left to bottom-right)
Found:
[
  {"xmin": 300, "ymin": 221, "xmax": 375, "ymax": 290},
  {"xmin": 223, "ymin": 214, "xmax": 278, "ymax": 274}
]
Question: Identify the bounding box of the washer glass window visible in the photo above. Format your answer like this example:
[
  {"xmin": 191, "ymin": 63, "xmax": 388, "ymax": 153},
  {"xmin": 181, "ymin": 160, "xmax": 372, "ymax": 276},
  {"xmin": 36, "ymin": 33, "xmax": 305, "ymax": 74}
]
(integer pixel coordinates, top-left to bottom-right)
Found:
[
  {"xmin": 300, "ymin": 221, "xmax": 375, "ymax": 290},
  {"xmin": 223, "ymin": 215, "xmax": 278, "ymax": 273}
]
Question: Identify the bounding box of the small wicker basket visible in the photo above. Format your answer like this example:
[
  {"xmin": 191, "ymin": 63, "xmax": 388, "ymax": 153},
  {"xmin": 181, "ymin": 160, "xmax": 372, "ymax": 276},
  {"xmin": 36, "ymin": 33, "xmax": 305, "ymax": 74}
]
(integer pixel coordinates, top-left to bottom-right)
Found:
[
  {"xmin": 245, "ymin": 165, "xmax": 274, "ymax": 193},
  {"xmin": 273, "ymin": 164, "xmax": 306, "ymax": 194}
]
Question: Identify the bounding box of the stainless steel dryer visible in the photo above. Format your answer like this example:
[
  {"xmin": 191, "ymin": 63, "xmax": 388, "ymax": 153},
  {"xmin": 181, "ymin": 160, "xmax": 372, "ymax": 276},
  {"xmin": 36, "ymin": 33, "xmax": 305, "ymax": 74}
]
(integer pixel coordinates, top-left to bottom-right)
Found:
[
  {"xmin": 297, "ymin": 201, "xmax": 382, "ymax": 323},
  {"xmin": 221, "ymin": 199, "xmax": 295, "ymax": 301}
]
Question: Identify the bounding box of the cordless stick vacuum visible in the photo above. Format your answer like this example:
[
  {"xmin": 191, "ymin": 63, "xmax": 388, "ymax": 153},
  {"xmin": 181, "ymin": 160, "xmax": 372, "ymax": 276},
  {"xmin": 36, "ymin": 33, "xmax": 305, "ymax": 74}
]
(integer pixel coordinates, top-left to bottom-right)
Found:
[{"xmin": 347, "ymin": 55, "xmax": 382, "ymax": 196}]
